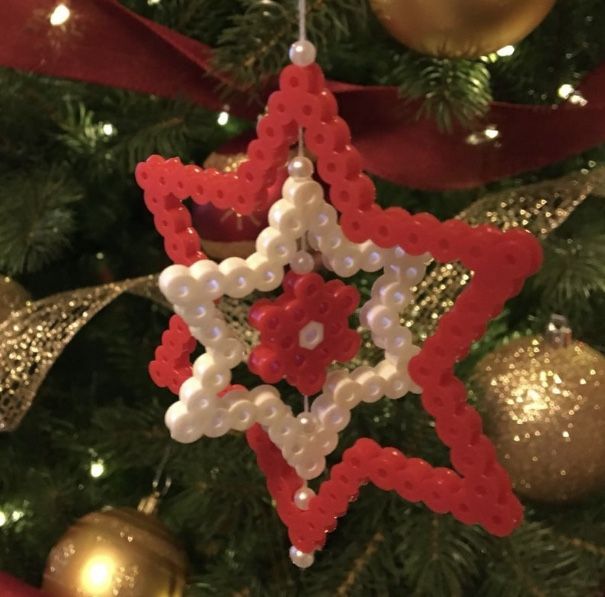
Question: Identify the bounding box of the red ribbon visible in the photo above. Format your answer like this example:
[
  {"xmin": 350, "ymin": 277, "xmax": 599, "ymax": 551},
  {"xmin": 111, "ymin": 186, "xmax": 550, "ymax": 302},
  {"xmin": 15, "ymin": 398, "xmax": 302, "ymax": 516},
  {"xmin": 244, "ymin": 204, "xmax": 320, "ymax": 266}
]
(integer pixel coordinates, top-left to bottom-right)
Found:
[{"xmin": 3, "ymin": 0, "xmax": 605, "ymax": 190}]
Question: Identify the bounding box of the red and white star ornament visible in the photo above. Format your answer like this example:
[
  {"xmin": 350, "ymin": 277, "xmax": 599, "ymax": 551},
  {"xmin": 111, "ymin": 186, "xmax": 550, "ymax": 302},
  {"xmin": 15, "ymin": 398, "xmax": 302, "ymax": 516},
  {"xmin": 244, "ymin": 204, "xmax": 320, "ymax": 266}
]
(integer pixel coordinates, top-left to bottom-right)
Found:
[{"xmin": 135, "ymin": 34, "xmax": 542, "ymax": 569}]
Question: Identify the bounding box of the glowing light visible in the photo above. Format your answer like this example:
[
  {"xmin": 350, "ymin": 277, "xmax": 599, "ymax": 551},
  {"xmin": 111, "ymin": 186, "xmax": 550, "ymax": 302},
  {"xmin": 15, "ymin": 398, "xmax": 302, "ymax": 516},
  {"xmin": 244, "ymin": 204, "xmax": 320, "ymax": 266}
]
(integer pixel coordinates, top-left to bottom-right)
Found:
[
  {"xmin": 217, "ymin": 110, "xmax": 230, "ymax": 126},
  {"xmin": 90, "ymin": 459, "xmax": 105, "ymax": 478},
  {"xmin": 11, "ymin": 509, "xmax": 24, "ymax": 522},
  {"xmin": 466, "ymin": 124, "xmax": 500, "ymax": 146},
  {"xmin": 49, "ymin": 3, "xmax": 71, "ymax": 26},
  {"xmin": 101, "ymin": 123, "xmax": 115, "ymax": 136},
  {"xmin": 81, "ymin": 555, "xmax": 115, "ymax": 592},
  {"xmin": 484, "ymin": 126, "xmax": 499, "ymax": 140},
  {"xmin": 0, "ymin": 511, "xmax": 6, "ymax": 527},
  {"xmin": 147, "ymin": 0, "xmax": 161, "ymax": 4},
  {"xmin": 558, "ymin": 84, "xmax": 575, "ymax": 99},
  {"xmin": 496, "ymin": 45, "xmax": 515, "ymax": 57}
]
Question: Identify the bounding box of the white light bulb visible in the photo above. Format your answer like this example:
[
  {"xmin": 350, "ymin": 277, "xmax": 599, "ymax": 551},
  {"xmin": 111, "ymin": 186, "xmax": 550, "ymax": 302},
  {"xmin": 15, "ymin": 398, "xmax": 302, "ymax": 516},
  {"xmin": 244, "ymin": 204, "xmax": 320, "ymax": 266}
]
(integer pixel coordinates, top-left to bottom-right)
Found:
[
  {"xmin": 484, "ymin": 126, "xmax": 500, "ymax": 140},
  {"xmin": 147, "ymin": 0, "xmax": 161, "ymax": 4},
  {"xmin": 217, "ymin": 111, "xmax": 230, "ymax": 126},
  {"xmin": 496, "ymin": 45, "xmax": 515, "ymax": 57},
  {"xmin": 558, "ymin": 84, "xmax": 575, "ymax": 100},
  {"xmin": 0, "ymin": 511, "xmax": 7, "ymax": 527},
  {"xmin": 49, "ymin": 3, "xmax": 71, "ymax": 26},
  {"xmin": 11, "ymin": 509, "xmax": 24, "ymax": 522},
  {"xmin": 90, "ymin": 459, "xmax": 105, "ymax": 478},
  {"xmin": 101, "ymin": 123, "xmax": 115, "ymax": 136}
]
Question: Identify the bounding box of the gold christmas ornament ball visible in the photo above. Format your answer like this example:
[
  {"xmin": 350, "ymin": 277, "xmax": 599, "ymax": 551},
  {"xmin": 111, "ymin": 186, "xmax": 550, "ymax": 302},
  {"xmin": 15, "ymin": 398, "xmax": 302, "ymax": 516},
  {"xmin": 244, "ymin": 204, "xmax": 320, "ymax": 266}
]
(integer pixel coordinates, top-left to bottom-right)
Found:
[
  {"xmin": 0, "ymin": 276, "xmax": 30, "ymax": 322},
  {"xmin": 43, "ymin": 499, "xmax": 187, "ymax": 596},
  {"xmin": 471, "ymin": 334, "xmax": 605, "ymax": 502},
  {"xmin": 369, "ymin": 0, "xmax": 556, "ymax": 58}
]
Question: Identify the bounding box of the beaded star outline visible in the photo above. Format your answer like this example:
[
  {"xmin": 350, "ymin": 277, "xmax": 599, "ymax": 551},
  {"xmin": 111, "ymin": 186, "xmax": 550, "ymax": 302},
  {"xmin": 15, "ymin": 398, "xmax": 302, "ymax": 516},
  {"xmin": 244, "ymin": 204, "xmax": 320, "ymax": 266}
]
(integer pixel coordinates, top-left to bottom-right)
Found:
[{"xmin": 136, "ymin": 49, "xmax": 542, "ymax": 568}]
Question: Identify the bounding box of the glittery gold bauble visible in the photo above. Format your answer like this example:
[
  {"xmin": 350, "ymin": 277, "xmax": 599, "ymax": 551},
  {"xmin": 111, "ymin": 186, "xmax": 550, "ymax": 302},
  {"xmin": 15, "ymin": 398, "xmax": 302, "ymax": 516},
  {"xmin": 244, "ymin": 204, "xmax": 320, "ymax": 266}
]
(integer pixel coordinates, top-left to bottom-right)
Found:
[
  {"xmin": 472, "ymin": 334, "xmax": 605, "ymax": 502},
  {"xmin": 0, "ymin": 276, "xmax": 30, "ymax": 322},
  {"xmin": 43, "ymin": 497, "xmax": 187, "ymax": 596},
  {"xmin": 369, "ymin": 0, "xmax": 555, "ymax": 58}
]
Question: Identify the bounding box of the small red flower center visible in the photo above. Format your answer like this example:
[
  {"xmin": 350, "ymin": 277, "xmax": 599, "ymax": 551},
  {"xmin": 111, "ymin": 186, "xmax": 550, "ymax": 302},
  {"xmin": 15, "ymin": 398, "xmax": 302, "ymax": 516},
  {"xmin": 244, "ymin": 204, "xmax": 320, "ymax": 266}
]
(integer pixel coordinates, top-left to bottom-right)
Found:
[{"xmin": 248, "ymin": 271, "xmax": 361, "ymax": 395}]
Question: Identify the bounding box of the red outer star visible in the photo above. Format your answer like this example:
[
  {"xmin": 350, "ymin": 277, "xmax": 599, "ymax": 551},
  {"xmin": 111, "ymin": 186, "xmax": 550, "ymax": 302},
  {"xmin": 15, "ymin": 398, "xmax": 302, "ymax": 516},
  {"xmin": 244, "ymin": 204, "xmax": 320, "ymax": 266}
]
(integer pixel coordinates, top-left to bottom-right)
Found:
[{"xmin": 247, "ymin": 271, "xmax": 361, "ymax": 395}]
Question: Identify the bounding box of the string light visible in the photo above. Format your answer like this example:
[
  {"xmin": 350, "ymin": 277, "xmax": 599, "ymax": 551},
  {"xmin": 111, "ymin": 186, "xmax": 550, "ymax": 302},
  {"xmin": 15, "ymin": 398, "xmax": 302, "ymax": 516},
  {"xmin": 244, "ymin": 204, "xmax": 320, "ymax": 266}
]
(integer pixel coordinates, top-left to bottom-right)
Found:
[
  {"xmin": 558, "ymin": 84, "xmax": 588, "ymax": 106},
  {"xmin": 216, "ymin": 108, "xmax": 229, "ymax": 126},
  {"xmin": 147, "ymin": 0, "xmax": 161, "ymax": 4},
  {"xmin": 101, "ymin": 123, "xmax": 116, "ymax": 136},
  {"xmin": 466, "ymin": 124, "xmax": 500, "ymax": 145},
  {"xmin": 496, "ymin": 45, "xmax": 515, "ymax": 57},
  {"xmin": 49, "ymin": 3, "xmax": 71, "ymax": 26},
  {"xmin": 558, "ymin": 84, "xmax": 575, "ymax": 99},
  {"xmin": 0, "ymin": 511, "xmax": 7, "ymax": 527},
  {"xmin": 90, "ymin": 458, "xmax": 106, "ymax": 478},
  {"xmin": 11, "ymin": 509, "xmax": 24, "ymax": 521}
]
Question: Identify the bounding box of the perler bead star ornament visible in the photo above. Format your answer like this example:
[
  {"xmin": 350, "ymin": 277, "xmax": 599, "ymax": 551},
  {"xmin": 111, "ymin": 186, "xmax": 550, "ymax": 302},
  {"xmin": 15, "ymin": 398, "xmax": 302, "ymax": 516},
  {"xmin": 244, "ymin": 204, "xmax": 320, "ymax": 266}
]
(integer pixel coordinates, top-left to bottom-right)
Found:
[{"xmin": 135, "ymin": 37, "xmax": 542, "ymax": 568}]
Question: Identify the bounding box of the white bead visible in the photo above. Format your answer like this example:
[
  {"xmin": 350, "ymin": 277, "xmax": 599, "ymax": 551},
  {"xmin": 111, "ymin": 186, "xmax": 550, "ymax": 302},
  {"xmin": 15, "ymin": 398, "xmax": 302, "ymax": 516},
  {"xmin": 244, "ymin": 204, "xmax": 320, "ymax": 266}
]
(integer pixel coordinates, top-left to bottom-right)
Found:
[
  {"xmin": 366, "ymin": 305, "xmax": 398, "ymax": 335},
  {"xmin": 384, "ymin": 326, "xmax": 413, "ymax": 355},
  {"xmin": 330, "ymin": 245, "xmax": 361, "ymax": 278},
  {"xmin": 403, "ymin": 264, "xmax": 425, "ymax": 286},
  {"xmin": 269, "ymin": 198, "xmax": 306, "ymax": 237},
  {"xmin": 288, "ymin": 156, "xmax": 314, "ymax": 179},
  {"xmin": 281, "ymin": 435, "xmax": 308, "ymax": 462},
  {"xmin": 179, "ymin": 377, "xmax": 215, "ymax": 411},
  {"xmin": 351, "ymin": 367, "xmax": 385, "ymax": 403},
  {"xmin": 174, "ymin": 302, "xmax": 215, "ymax": 328},
  {"xmin": 308, "ymin": 203, "xmax": 337, "ymax": 235},
  {"xmin": 375, "ymin": 360, "xmax": 410, "ymax": 399},
  {"xmin": 159, "ymin": 265, "xmax": 197, "ymax": 305},
  {"xmin": 268, "ymin": 417, "xmax": 302, "ymax": 445},
  {"xmin": 252, "ymin": 386, "xmax": 287, "ymax": 425},
  {"xmin": 189, "ymin": 260, "xmax": 224, "ymax": 301},
  {"xmin": 193, "ymin": 353, "xmax": 231, "ymax": 393},
  {"xmin": 290, "ymin": 250, "xmax": 315, "ymax": 274},
  {"xmin": 316, "ymin": 403, "xmax": 351, "ymax": 432},
  {"xmin": 317, "ymin": 228, "xmax": 343, "ymax": 253},
  {"xmin": 298, "ymin": 321, "xmax": 324, "ymax": 350},
  {"xmin": 294, "ymin": 486, "xmax": 316, "ymax": 510},
  {"xmin": 204, "ymin": 408, "xmax": 230, "ymax": 438},
  {"xmin": 358, "ymin": 300, "xmax": 376, "ymax": 329},
  {"xmin": 289, "ymin": 39, "xmax": 317, "ymax": 67},
  {"xmin": 296, "ymin": 411, "xmax": 318, "ymax": 434},
  {"xmin": 256, "ymin": 228, "xmax": 297, "ymax": 265},
  {"xmin": 219, "ymin": 257, "xmax": 257, "ymax": 299},
  {"xmin": 226, "ymin": 399, "xmax": 256, "ymax": 431},
  {"xmin": 379, "ymin": 281, "xmax": 411, "ymax": 310},
  {"xmin": 286, "ymin": 180, "xmax": 324, "ymax": 214},
  {"xmin": 306, "ymin": 231, "xmax": 321, "ymax": 251},
  {"xmin": 165, "ymin": 402, "xmax": 204, "ymax": 444},
  {"xmin": 296, "ymin": 455, "xmax": 326, "ymax": 480},
  {"xmin": 191, "ymin": 318, "xmax": 230, "ymax": 347},
  {"xmin": 312, "ymin": 428, "xmax": 338, "ymax": 455},
  {"xmin": 360, "ymin": 242, "xmax": 386, "ymax": 273},
  {"xmin": 246, "ymin": 253, "xmax": 284, "ymax": 292},
  {"xmin": 331, "ymin": 377, "xmax": 363, "ymax": 410},
  {"xmin": 207, "ymin": 337, "xmax": 245, "ymax": 368}
]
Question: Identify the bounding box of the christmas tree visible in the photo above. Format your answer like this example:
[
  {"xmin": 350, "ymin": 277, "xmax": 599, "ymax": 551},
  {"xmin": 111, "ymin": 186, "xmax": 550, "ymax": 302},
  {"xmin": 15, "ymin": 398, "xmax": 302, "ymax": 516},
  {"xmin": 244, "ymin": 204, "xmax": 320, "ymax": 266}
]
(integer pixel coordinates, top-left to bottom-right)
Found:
[{"xmin": 1, "ymin": 0, "xmax": 605, "ymax": 595}]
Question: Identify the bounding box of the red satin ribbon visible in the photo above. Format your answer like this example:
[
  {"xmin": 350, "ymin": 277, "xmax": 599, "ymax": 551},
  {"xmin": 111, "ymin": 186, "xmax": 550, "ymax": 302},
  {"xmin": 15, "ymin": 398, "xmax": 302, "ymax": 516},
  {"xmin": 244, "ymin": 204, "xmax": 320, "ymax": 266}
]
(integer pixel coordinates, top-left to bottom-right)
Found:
[{"xmin": 2, "ymin": 0, "xmax": 605, "ymax": 189}]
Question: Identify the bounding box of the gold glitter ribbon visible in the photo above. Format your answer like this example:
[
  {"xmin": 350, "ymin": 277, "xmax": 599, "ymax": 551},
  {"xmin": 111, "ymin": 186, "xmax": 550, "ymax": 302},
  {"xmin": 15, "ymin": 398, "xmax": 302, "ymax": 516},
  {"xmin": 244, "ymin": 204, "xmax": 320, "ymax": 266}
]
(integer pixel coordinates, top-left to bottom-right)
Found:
[
  {"xmin": 404, "ymin": 167, "xmax": 605, "ymax": 341},
  {"xmin": 0, "ymin": 276, "xmax": 164, "ymax": 432}
]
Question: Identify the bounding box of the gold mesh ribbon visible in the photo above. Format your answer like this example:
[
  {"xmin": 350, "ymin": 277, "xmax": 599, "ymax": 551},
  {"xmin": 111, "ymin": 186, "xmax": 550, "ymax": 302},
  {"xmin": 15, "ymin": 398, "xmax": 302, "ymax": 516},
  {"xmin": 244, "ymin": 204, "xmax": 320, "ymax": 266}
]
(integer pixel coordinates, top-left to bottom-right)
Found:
[
  {"xmin": 0, "ymin": 276, "xmax": 164, "ymax": 432},
  {"xmin": 404, "ymin": 167, "xmax": 605, "ymax": 341}
]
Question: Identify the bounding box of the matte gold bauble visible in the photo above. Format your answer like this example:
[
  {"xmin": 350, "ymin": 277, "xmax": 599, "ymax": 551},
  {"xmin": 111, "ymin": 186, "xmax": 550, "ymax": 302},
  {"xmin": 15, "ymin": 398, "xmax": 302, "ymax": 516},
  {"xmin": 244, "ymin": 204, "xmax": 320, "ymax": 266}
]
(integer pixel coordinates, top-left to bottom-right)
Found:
[
  {"xmin": 43, "ymin": 496, "xmax": 187, "ymax": 596},
  {"xmin": 369, "ymin": 0, "xmax": 556, "ymax": 58},
  {"xmin": 471, "ymin": 327, "xmax": 605, "ymax": 502},
  {"xmin": 0, "ymin": 276, "xmax": 30, "ymax": 322}
]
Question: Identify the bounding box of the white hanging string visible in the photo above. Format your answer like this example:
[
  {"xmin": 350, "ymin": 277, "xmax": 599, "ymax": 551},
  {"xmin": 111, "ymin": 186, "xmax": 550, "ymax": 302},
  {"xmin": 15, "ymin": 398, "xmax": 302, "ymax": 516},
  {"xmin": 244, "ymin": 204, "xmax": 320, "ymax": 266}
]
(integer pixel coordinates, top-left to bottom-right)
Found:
[{"xmin": 298, "ymin": 0, "xmax": 307, "ymax": 41}]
